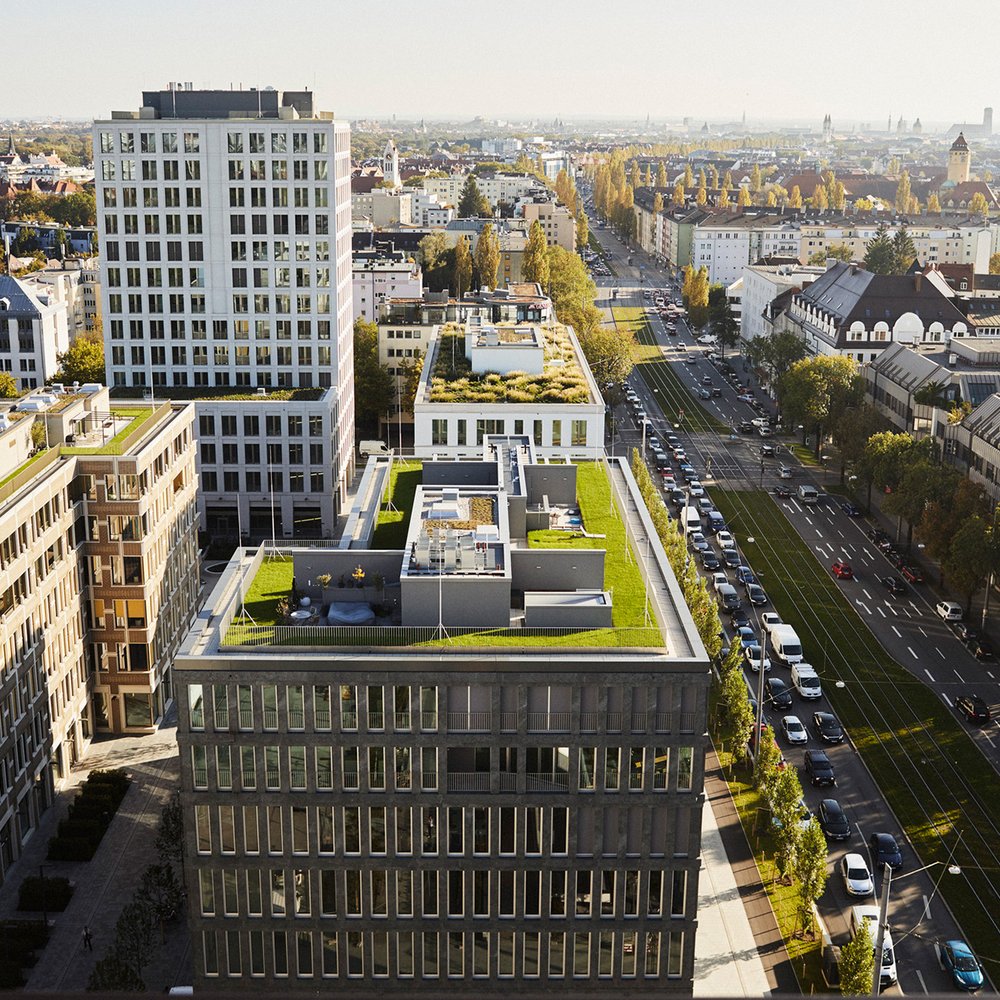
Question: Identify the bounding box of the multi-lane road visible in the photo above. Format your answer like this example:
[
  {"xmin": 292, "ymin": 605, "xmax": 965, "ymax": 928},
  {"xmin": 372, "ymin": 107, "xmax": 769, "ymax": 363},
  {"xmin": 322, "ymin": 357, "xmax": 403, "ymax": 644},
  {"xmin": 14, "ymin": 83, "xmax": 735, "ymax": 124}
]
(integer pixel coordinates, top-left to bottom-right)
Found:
[{"xmin": 587, "ymin": 215, "xmax": 996, "ymax": 994}]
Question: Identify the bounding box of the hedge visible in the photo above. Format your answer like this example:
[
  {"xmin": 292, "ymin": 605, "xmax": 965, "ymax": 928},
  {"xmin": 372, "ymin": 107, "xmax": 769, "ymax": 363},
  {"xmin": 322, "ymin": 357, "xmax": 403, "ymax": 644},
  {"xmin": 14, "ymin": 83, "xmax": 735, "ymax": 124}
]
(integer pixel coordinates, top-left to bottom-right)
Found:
[
  {"xmin": 17, "ymin": 876, "xmax": 74, "ymax": 913},
  {"xmin": 47, "ymin": 768, "xmax": 130, "ymax": 862}
]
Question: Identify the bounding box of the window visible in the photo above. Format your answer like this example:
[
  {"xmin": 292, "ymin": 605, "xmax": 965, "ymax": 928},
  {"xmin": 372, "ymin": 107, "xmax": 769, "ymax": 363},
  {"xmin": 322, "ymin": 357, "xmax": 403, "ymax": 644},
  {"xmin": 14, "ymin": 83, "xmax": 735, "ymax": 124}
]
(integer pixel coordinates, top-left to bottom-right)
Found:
[
  {"xmin": 431, "ymin": 419, "xmax": 448, "ymax": 446},
  {"xmin": 677, "ymin": 747, "xmax": 694, "ymax": 790},
  {"xmin": 605, "ymin": 748, "xmax": 620, "ymax": 790}
]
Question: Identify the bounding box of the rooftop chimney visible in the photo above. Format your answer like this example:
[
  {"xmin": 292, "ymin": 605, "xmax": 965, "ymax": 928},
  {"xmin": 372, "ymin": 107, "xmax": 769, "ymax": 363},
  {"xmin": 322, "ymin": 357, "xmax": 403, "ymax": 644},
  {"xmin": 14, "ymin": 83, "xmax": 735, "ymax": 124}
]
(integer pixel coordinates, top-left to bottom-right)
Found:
[{"xmin": 914, "ymin": 273, "xmax": 923, "ymax": 292}]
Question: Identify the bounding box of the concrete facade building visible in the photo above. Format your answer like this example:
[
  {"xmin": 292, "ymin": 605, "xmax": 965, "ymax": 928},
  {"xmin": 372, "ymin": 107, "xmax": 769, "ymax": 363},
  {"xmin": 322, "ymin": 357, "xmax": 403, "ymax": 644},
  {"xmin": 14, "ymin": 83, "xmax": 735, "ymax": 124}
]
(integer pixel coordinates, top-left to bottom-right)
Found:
[
  {"xmin": 0, "ymin": 392, "xmax": 199, "ymax": 885},
  {"xmin": 353, "ymin": 247, "xmax": 422, "ymax": 323},
  {"xmin": 29, "ymin": 257, "xmax": 102, "ymax": 337},
  {"xmin": 174, "ymin": 444, "xmax": 710, "ymax": 994},
  {"xmin": 0, "ymin": 273, "xmax": 70, "ymax": 390},
  {"xmin": 93, "ymin": 87, "xmax": 355, "ymax": 525},
  {"xmin": 351, "ymin": 189, "xmax": 414, "ymax": 227},
  {"xmin": 692, "ymin": 214, "xmax": 801, "ymax": 286},
  {"xmin": 739, "ymin": 263, "xmax": 824, "ymax": 344},
  {"xmin": 522, "ymin": 201, "xmax": 577, "ymax": 252},
  {"xmin": 422, "ymin": 174, "xmax": 547, "ymax": 212}
]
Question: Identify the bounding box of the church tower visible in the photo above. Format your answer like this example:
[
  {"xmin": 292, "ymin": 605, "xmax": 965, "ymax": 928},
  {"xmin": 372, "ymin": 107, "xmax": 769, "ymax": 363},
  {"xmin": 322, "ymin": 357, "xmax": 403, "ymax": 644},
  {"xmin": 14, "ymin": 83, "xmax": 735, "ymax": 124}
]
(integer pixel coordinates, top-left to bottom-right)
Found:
[
  {"xmin": 382, "ymin": 139, "xmax": 401, "ymax": 189},
  {"xmin": 948, "ymin": 133, "xmax": 971, "ymax": 184}
]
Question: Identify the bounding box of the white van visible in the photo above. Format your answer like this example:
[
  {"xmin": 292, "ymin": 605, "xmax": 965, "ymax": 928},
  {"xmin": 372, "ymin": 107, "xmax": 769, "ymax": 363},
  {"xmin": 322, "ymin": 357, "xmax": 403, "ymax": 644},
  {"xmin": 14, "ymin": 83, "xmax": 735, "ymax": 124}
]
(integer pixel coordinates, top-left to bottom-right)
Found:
[
  {"xmin": 681, "ymin": 505, "xmax": 702, "ymax": 533},
  {"xmin": 798, "ymin": 485, "xmax": 819, "ymax": 505},
  {"xmin": 359, "ymin": 439, "xmax": 390, "ymax": 457},
  {"xmin": 770, "ymin": 624, "xmax": 804, "ymax": 665},
  {"xmin": 791, "ymin": 663, "xmax": 822, "ymax": 700},
  {"xmin": 850, "ymin": 906, "xmax": 898, "ymax": 988}
]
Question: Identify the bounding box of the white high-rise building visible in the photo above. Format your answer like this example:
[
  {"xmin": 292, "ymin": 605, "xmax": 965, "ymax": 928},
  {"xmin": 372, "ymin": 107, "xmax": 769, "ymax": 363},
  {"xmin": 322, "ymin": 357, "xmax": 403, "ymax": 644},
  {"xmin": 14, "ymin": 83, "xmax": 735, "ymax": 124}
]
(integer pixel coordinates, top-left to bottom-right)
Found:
[{"xmin": 93, "ymin": 86, "xmax": 355, "ymax": 535}]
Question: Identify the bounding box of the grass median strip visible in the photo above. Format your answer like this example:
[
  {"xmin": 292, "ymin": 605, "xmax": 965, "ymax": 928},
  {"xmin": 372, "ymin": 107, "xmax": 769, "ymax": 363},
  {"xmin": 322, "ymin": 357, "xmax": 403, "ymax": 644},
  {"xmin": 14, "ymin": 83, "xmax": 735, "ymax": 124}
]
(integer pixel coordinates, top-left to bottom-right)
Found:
[
  {"xmin": 613, "ymin": 306, "xmax": 728, "ymax": 433},
  {"xmin": 712, "ymin": 487, "xmax": 1000, "ymax": 963}
]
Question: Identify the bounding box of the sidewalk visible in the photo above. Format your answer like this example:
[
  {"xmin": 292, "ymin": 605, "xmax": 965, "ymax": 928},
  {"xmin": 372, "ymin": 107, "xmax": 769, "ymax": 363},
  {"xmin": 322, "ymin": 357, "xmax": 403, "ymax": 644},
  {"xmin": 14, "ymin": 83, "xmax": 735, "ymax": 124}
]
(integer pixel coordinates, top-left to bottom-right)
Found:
[
  {"xmin": 0, "ymin": 714, "xmax": 191, "ymax": 992},
  {"xmin": 699, "ymin": 747, "xmax": 800, "ymax": 994}
]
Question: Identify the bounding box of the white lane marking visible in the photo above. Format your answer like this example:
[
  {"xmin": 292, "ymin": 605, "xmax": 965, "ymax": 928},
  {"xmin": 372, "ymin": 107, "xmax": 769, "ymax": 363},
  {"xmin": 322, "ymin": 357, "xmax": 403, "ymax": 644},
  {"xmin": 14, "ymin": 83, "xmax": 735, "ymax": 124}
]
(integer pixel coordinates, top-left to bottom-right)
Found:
[
  {"xmin": 983, "ymin": 730, "xmax": 996, "ymax": 748},
  {"xmin": 923, "ymin": 894, "xmax": 932, "ymax": 921},
  {"xmin": 856, "ymin": 601, "xmax": 871, "ymax": 615},
  {"xmin": 837, "ymin": 530, "xmax": 845, "ymax": 539},
  {"xmin": 863, "ymin": 588, "xmax": 873, "ymax": 600},
  {"xmin": 900, "ymin": 606, "xmax": 911, "ymax": 618},
  {"xmin": 910, "ymin": 601, "xmax": 921, "ymax": 614},
  {"xmin": 989, "ymin": 671, "xmax": 996, "ymax": 680},
  {"xmin": 877, "ymin": 607, "xmax": 886, "ymax": 618},
  {"xmin": 908, "ymin": 646, "xmax": 918, "ymax": 659},
  {"xmin": 925, "ymin": 668, "xmax": 936, "ymax": 681},
  {"xmin": 943, "ymin": 693, "xmax": 953, "ymax": 707},
  {"xmin": 918, "ymin": 626, "xmax": 928, "ymax": 637},
  {"xmin": 936, "ymin": 648, "xmax": 945, "ymax": 659},
  {"xmin": 844, "ymin": 543, "xmax": 856, "ymax": 555},
  {"xmin": 815, "ymin": 529, "xmax": 823, "ymax": 537},
  {"xmin": 954, "ymin": 669, "xmax": 965, "ymax": 683},
  {"xmin": 805, "ymin": 516, "xmax": 814, "ymax": 525},
  {"xmin": 915, "ymin": 969, "xmax": 928, "ymax": 994},
  {"xmin": 891, "ymin": 626, "xmax": 902, "ymax": 638},
  {"xmin": 886, "ymin": 603, "xmax": 897, "ymax": 616},
  {"xmin": 791, "ymin": 499, "xmax": 803, "ymax": 513}
]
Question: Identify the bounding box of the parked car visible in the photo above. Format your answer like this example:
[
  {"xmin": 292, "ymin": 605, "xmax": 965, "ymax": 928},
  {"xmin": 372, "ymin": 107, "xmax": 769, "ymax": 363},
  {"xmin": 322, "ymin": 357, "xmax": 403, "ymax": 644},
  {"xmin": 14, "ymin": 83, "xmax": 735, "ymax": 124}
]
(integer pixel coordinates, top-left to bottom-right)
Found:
[
  {"xmin": 940, "ymin": 940, "xmax": 985, "ymax": 992},
  {"xmin": 747, "ymin": 584, "xmax": 768, "ymax": 606},
  {"xmin": 880, "ymin": 576, "xmax": 907, "ymax": 596},
  {"xmin": 965, "ymin": 636, "xmax": 995, "ymax": 661},
  {"xmin": 781, "ymin": 715, "xmax": 808, "ymax": 745},
  {"xmin": 840, "ymin": 853, "xmax": 874, "ymax": 897},
  {"xmin": 936, "ymin": 600, "xmax": 963, "ymax": 622},
  {"xmin": 831, "ymin": 560, "xmax": 854, "ymax": 580},
  {"xmin": 840, "ymin": 502, "xmax": 863, "ymax": 517},
  {"xmin": 868, "ymin": 527, "xmax": 890, "ymax": 544},
  {"xmin": 812, "ymin": 711, "xmax": 844, "ymax": 744},
  {"xmin": 900, "ymin": 564, "xmax": 924, "ymax": 584},
  {"xmin": 766, "ymin": 676, "xmax": 794, "ymax": 709},
  {"xmin": 869, "ymin": 832, "xmax": 903, "ymax": 870},
  {"xmin": 818, "ymin": 798, "xmax": 851, "ymax": 840},
  {"xmin": 803, "ymin": 748, "xmax": 836, "ymax": 786},
  {"xmin": 956, "ymin": 694, "xmax": 991, "ymax": 724},
  {"xmin": 952, "ymin": 621, "xmax": 978, "ymax": 641}
]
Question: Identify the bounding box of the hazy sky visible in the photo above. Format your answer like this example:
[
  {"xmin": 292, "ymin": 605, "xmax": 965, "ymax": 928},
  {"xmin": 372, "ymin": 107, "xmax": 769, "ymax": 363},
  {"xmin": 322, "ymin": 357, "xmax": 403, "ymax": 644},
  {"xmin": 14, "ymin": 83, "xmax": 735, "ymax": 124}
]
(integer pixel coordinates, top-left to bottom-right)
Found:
[{"xmin": 4, "ymin": 0, "xmax": 996, "ymax": 127}]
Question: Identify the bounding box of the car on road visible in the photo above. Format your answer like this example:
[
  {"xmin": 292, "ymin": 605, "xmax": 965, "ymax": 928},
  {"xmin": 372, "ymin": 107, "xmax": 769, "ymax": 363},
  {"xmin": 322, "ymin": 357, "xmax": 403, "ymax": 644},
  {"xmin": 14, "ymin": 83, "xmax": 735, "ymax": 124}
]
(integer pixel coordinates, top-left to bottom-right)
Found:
[
  {"xmin": 759, "ymin": 443, "xmax": 775, "ymax": 457},
  {"xmin": 760, "ymin": 611, "xmax": 782, "ymax": 630},
  {"xmin": 738, "ymin": 419, "xmax": 753, "ymax": 433},
  {"xmin": 781, "ymin": 715, "xmax": 808, "ymax": 744},
  {"xmin": 936, "ymin": 600, "xmax": 963, "ymax": 621},
  {"xmin": 869, "ymin": 832, "xmax": 902, "ymax": 870},
  {"xmin": 745, "ymin": 645, "xmax": 771, "ymax": 672},
  {"xmin": 669, "ymin": 488, "xmax": 686, "ymax": 508},
  {"xmin": 818, "ymin": 798, "xmax": 851, "ymax": 840},
  {"xmin": 737, "ymin": 392, "xmax": 754, "ymax": 403},
  {"xmin": 715, "ymin": 530, "xmax": 736, "ymax": 550},
  {"xmin": 722, "ymin": 549, "xmax": 741, "ymax": 569},
  {"xmin": 685, "ymin": 355, "xmax": 698, "ymax": 365},
  {"xmin": 940, "ymin": 939, "xmax": 985, "ymax": 992},
  {"xmin": 735, "ymin": 565, "xmax": 756, "ymax": 586},
  {"xmin": 736, "ymin": 625, "xmax": 759, "ymax": 648},
  {"xmin": 777, "ymin": 465, "xmax": 794, "ymax": 479},
  {"xmin": 697, "ymin": 387, "xmax": 711, "ymax": 399},
  {"xmin": 711, "ymin": 571, "xmax": 729, "ymax": 591},
  {"xmin": 803, "ymin": 748, "xmax": 836, "ymax": 786},
  {"xmin": 812, "ymin": 711, "xmax": 844, "ymax": 744},
  {"xmin": 773, "ymin": 485, "xmax": 792, "ymax": 498},
  {"xmin": 790, "ymin": 663, "xmax": 822, "ymax": 700},
  {"xmin": 899, "ymin": 563, "xmax": 924, "ymax": 584},
  {"xmin": 840, "ymin": 502, "xmax": 863, "ymax": 517},
  {"xmin": 689, "ymin": 532, "xmax": 710, "ymax": 554},
  {"xmin": 965, "ymin": 635, "xmax": 995, "ymax": 661},
  {"xmin": 700, "ymin": 550, "xmax": 721, "ymax": 570},
  {"xmin": 831, "ymin": 560, "xmax": 854, "ymax": 580},
  {"xmin": 679, "ymin": 465, "xmax": 698, "ymax": 481},
  {"xmin": 952, "ymin": 621, "xmax": 978, "ymax": 641},
  {"xmin": 747, "ymin": 583, "xmax": 768, "ymax": 606},
  {"xmin": 711, "ymin": 386, "xmax": 722, "ymax": 397},
  {"xmin": 688, "ymin": 481, "xmax": 705, "ymax": 498},
  {"xmin": 956, "ymin": 694, "xmax": 991, "ymax": 725},
  {"xmin": 840, "ymin": 854, "xmax": 874, "ymax": 897},
  {"xmin": 879, "ymin": 575, "xmax": 907, "ymax": 596},
  {"xmin": 766, "ymin": 676, "xmax": 794, "ymax": 709}
]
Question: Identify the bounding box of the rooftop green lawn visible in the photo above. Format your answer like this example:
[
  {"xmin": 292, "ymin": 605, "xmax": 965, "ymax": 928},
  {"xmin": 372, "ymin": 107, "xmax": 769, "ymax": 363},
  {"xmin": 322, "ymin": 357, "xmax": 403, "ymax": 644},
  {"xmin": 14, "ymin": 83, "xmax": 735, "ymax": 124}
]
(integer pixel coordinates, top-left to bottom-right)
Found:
[
  {"xmin": 237, "ymin": 554, "xmax": 292, "ymax": 626},
  {"xmin": 61, "ymin": 407, "xmax": 157, "ymax": 455},
  {"xmin": 372, "ymin": 460, "xmax": 422, "ymax": 549},
  {"xmin": 0, "ymin": 446, "xmax": 53, "ymax": 491},
  {"xmin": 614, "ymin": 306, "xmax": 728, "ymax": 433},
  {"xmin": 110, "ymin": 386, "xmax": 325, "ymax": 402},
  {"xmin": 527, "ymin": 461, "xmax": 657, "ymax": 630},
  {"xmin": 712, "ymin": 487, "xmax": 1000, "ymax": 964}
]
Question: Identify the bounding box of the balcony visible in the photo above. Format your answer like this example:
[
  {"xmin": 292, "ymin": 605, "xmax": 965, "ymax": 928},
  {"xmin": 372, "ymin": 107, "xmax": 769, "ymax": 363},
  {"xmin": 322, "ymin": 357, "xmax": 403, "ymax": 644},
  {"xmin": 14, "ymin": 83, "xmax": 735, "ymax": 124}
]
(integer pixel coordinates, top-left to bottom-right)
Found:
[
  {"xmin": 525, "ymin": 772, "xmax": 570, "ymax": 793},
  {"xmin": 526, "ymin": 712, "xmax": 571, "ymax": 733},
  {"xmin": 446, "ymin": 772, "xmax": 491, "ymax": 793},
  {"xmin": 447, "ymin": 712, "xmax": 491, "ymax": 733}
]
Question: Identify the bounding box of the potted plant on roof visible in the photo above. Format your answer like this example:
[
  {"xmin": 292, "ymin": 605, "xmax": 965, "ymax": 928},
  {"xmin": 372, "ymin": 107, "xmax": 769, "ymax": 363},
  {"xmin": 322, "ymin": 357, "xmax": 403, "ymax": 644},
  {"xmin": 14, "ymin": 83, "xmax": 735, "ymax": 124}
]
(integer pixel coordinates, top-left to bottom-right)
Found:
[{"xmin": 352, "ymin": 565, "xmax": 366, "ymax": 589}]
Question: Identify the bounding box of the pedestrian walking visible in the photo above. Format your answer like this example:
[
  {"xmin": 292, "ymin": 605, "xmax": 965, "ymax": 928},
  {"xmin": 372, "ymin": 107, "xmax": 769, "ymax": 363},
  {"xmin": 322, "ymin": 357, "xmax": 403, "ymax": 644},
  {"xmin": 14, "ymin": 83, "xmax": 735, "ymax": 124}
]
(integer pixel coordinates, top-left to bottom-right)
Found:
[{"xmin": 82, "ymin": 926, "xmax": 93, "ymax": 952}]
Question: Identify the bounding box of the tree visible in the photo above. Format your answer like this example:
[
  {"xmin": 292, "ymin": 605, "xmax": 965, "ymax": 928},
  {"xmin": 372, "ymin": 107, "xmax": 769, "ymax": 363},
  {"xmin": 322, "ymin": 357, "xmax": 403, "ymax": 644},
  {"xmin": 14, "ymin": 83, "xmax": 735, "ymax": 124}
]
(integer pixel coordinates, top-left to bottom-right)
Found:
[
  {"xmin": 717, "ymin": 186, "xmax": 731, "ymax": 209},
  {"xmin": 863, "ymin": 224, "xmax": 896, "ymax": 275},
  {"xmin": 55, "ymin": 330, "xmax": 105, "ymax": 385},
  {"xmin": 113, "ymin": 899, "xmax": 155, "ymax": 986},
  {"xmin": 417, "ymin": 230, "xmax": 448, "ymax": 271},
  {"xmin": 577, "ymin": 324, "xmax": 634, "ymax": 396},
  {"xmin": 771, "ymin": 766, "xmax": 805, "ymax": 883},
  {"xmin": 811, "ymin": 184, "xmax": 829, "ymax": 210},
  {"xmin": 683, "ymin": 164, "xmax": 694, "ymax": 189},
  {"xmin": 136, "ymin": 863, "xmax": 184, "ymax": 942},
  {"xmin": 87, "ymin": 955, "xmax": 145, "ymax": 992},
  {"xmin": 928, "ymin": 192, "xmax": 942, "ymax": 213},
  {"xmin": 0, "ymin": 371, "xmax": 18, "ymax": 399},
  {"xmin": 31, "ymin": 417, "xmax": 46, "ymax": 451},
  {"xmin": 990, "ymin": 252, "xmax": 1000, "ymax": 274},
  {"xmin": 522, "ymin": 221, "xmax": 550, "ymax": 286},
  {"xmin": 779, "ymin": 355, "xmax": 861, "ymax": 455},
  {"xmin": 745, "ymin": 330, "xmax": 806, "ymax": 398},
  {"xmin": 808, "ymin": 243, "xmax": 854, "ymax": 266},
  {"xmin": 894, "ymin": 170, "xmax": 912, "ymax": 214},
  {"xmin": 695, "ymin": 183, "xmax": 707, "ymax": 206},
  {"xmin": 737, "ymin": 186, "xmax": 752, "ymax": 209},
  {"xmin": 918, "ymin": 476, "xmax": 983, "ymax": 567},
  {"xmin": 457, "ymin": 174, "xmax": 490, "ymax": 218},
  {"xmin": 474, "ymin": 224, "xmax": 500, "ymax": 290},
  {"xmin": 969, "ymin": 191, "xmax": 990, "ymax": 219},
  {"xmin": 448, "ymin": 235, "xmax": 470, "ymax": 299},
  {"xmin": 839, "ymin": 916, "xmax": 875, "ymax": 995},
  {"xmin": 892, "ymin": 225, "xmax": 917, "ymax": 274},
  {"xmin": 709, "ymin": 164, "xmax": 719, "ymax": 189},
  {"xmin": 545, "ymin": 245, "xmax": 604, "ymax": 340},
  {"xmin": 155, "ymin": 792, "xmax": 183, "ymax": 866},
  {"xmin": 575, "ymin": 208, "xmax": 589, "ymax": 252},
  {"xmin": 656, "ymin": 162, "xmax": 668, "ymax": 188},
  {"xmin": 944, "ymin": 516, "xmax": 995, "ymax": 613},
  {"xmin": 753, "ymin": 725, "xmax": 782, "ymax": 795},
  {"xmin": 832, "ymin": 402, "xmax": 884, "ymax": 486},
  {"xmin": 789, "ymin": 185, "xmax": 802, "ymax": 208},
  {"xmin": 652, "ymin": 192, "xmax": 664, "ymax": 215},
  {"xmin": 709, "ymin": 295, "xmax": 740, "ymax": 356},
  {"xmin": 750, "ymin": 163, "xmax": 762, "ymax": 192},
  {"xmin": 672, "ymin": 183, "xmax": 685, "ymax": 207},
  {"xmin": 397, "ymin": 352, "xmax": 424, "ymax": 414},
  {"xmin": 795, "ymin": 819, "xmax": 828, "ymax": 935},
  {"xmin": 353, "ymin": 318, "xmax": 393, "ymax": 431},
  {"xmin": 766, "ymin": 190, "xmax": 778, "ymax": 207}
]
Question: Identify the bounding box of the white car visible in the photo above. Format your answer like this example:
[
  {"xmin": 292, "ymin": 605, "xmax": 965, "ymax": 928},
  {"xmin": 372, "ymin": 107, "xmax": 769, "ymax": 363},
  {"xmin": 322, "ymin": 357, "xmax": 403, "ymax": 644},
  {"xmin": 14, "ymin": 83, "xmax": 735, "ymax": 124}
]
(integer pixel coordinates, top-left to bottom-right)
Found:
[
  {"xmin": 841, "ymin": 854, "xmax": 874, "ymax": 897},
  {"xmin": 716, "ymin": 531, "xmax": 736, "ymax": 550},
  {"xmin": 761, "ymin": 612, "xmax": 782, "ymax": 632},
  {"xmin": 697, "ymin": 334, "xmax": 717, "ymax": 345},
  {"xmin": 711, "ymin": 572, "xmax": 728, "ymax": 591},
  {"xmin": 935, "ymin": 600, "xmax": 963, "ymax": 622},
  {"xmin": 781, "ymin": 715, "xmax": 808, "ymax": 744},
  {"xmin": 745, "ymin": 645, "xmax": 772, "ymax": 673},
  {"xmin": 688, "ymin": 481, "xmax": 705, "ymax": 498}
]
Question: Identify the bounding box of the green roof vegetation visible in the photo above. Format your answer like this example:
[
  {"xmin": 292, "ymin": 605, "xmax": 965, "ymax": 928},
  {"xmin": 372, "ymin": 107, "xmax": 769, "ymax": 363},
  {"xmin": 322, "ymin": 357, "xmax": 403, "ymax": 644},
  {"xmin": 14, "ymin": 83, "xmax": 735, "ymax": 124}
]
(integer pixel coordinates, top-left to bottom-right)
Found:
[
  {"xmin": 0, "ymin": 446, "xmax": 52, "ymax": 491},
  {"xmin": 236, "ymin": 554, "xmax": 293, "ymax": 626},
  {"xmin": 110, "ymin": 386, "xmax": 325, "ymax": 402},
  {"xmin": 429, "ymin": 323, "xmax": 591, "ymax": 404},
  {"xmin": 372, "ymin": 460, "xmax": 422, "ymax": 549},
  {"xmin": 61, "ymin": 407, "xmax": 158, "ymax": 455}
]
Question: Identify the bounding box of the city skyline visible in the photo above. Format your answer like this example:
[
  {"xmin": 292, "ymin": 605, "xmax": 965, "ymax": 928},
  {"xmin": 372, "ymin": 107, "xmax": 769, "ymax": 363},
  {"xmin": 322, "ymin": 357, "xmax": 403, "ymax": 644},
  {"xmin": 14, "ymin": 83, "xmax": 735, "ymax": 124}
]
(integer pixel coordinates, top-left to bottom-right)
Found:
[{"xmin": 3, "ymin": 0, "xmax": 997, "ymax": 126}]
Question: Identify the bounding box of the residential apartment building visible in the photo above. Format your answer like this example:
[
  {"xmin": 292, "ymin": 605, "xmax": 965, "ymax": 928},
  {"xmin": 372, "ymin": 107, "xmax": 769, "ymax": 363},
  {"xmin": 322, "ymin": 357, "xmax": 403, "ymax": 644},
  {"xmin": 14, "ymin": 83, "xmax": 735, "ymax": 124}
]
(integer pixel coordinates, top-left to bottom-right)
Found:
[
  {"xmin": 0, "ymin": 273, "xmax": 70, "ymax": 389},
  {"xmin": 522, "ymin": 201, "xmax": 577, "ymax": 252},
  {"xmin": 739, "ymin": 263, "xmax": 824, "ymax": 343},
  {"xmin": 351, "ymin": 189, "xmax": 414, "ymax": 227},
  {"xmin": 175, "ymin": 445, "xmax": 710, "ymax": 993},
  {"xmin": 353, "ymin": 247, "xmax": 422, "ymax": 323},
  {"xmin": 412, "ymin": 317, "xmax": 604, "ymax": 459},
  {"xmin": 0, "ymin": 390, "xmax": 199, "ymax": 886},
  {"xmin": 422, "ymin": 173, "xmax": 547, "ymax": 212},
  {"xmin": 29, "ymin": 257, "xmax": 102, "ymax": 336},
  {"xmin": 797, "ymin": 216, "xmax": 994, "ymax": 273},
  {"xmin": 92, "ymin": 86, "xmax": 355, "ymax": 525},
  {"xmin": 692, "ymin": 213, "xmax": 801, "ymax": 286},
  {"xmin": 786, "ymin": 262, "xmax": 970, "ymax": 362}
]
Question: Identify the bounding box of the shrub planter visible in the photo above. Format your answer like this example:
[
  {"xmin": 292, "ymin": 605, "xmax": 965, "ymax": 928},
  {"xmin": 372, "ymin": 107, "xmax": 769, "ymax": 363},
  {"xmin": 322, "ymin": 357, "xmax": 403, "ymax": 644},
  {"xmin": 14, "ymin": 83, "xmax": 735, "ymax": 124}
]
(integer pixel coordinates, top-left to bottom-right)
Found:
[
  {"xmin": 47, "ymin": 768, "xmax": 130, "ymax": 862},
  {"xmin": 17, "ymin": 876, "xmax": 74, "ymax": 912}
]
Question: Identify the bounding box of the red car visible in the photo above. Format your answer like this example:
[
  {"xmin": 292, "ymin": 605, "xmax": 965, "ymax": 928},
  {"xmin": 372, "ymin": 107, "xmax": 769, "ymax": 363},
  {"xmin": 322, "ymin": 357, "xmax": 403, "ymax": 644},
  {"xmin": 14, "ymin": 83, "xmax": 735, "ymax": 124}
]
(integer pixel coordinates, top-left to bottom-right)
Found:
[
  {"xmin": 899, "ymin": 564, "xmax": 924, "ymax": 584},
  {"xmin": 831, "ymin": 560, "xmax": 854, "ymax": 580}
]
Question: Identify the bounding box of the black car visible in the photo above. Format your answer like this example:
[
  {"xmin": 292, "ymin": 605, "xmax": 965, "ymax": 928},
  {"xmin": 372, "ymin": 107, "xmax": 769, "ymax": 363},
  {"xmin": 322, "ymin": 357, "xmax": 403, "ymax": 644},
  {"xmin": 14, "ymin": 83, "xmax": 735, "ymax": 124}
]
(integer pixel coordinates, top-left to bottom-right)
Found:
[
  {"xmin": 722, "ymin": 549, "xmax": 741, "ymax": 569},
  {"xmin": 765, "ymin": 676, "xmax": 793, "ymax": 709},
  {"xmin": 867, "ymin": 527, "xmax": 889, "ymax": 544},
  {"xmin": 711, "ymin": 387, "xmax": 723, "ymax": 397},
  {"xmin": 669, "ymin": 489, "xmax": 686, "ymax": 508},
  {"xmin": 747, "ymin": 583, "xmax": 768, "ymax": 606},
  {"xmin": 965, "ymin": 636, "xmax": 996, "ymax": 661},
  {"xmin": 840, "ymin": 502, "xmax": 863, "ymax": 517},
  {"xmin": 738, "ymin": 420, "xmax": 753, "ymax": 433},
  {"xmin": 880, "ymin": 575, "xmax": 907, "ymax": 596},
  {"xmin": 759, "ymin": 444, "xmax": 776, "ymax": 457},
  {"xmin": 869, "ymin": 832, "xmax": 903, "ymax": 870},
  {"xmin": 803, "ymin": 749, "xmax": 836, "ymax": 787},
  {"xmin": 812, "ymin": 711, "xmax": 844, "ymax": 744},
  {"xmin": 736, "ymin": 566, "xmax": 756, "ymax": 587},
  {"xmin": 952, "ymin": 621, "xmax": 979, "ymax": 642},
  {"xmin": 700, "ymin": 550, "xmax": 721, "ymax": 570},
  {"xmin": 773, "ymin": 485, "xmax": 792, "ymax": 498},
  {"xmin": 818, "ymin": 798, "xmax": 851, "ymax": 840},
  {"xmin": 956, "ymin": 694, "xmax": 991, "ymax": 725}
]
